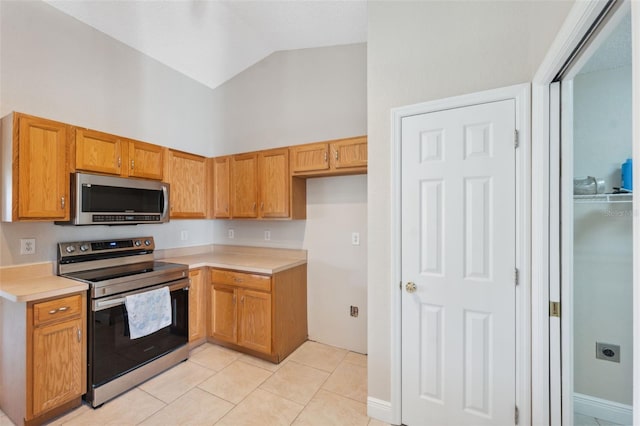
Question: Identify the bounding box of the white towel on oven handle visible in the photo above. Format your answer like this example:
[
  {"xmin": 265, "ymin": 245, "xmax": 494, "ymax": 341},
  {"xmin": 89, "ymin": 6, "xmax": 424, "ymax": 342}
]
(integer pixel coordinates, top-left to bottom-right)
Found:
[{"xmin": 124, "ymin": 286, "xmax": 172, "ymax": 339}]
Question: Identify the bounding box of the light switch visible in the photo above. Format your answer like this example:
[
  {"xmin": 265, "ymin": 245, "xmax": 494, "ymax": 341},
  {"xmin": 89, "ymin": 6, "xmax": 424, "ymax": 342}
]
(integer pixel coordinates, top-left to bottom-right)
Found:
[{"xmin": 351, "ymin": 232, "xmax": 360, "ymax": 246}]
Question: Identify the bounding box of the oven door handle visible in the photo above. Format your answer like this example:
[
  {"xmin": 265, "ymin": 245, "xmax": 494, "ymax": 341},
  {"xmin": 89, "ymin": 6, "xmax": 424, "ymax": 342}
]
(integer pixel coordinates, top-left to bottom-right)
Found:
[{"xmin": 96, "ymin": 297, "xmax": 125, "ymax": 309}]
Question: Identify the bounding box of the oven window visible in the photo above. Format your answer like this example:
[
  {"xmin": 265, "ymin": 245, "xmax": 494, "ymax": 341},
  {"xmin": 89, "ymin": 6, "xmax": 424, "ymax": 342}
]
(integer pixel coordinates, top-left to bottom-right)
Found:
[
  {"xmin": 82, "ymin": 185, "xmax": 163, "ymax": 213},
  {"xmin": 90, "ymin": 287, "xmax": 188, "ymax": 387}
]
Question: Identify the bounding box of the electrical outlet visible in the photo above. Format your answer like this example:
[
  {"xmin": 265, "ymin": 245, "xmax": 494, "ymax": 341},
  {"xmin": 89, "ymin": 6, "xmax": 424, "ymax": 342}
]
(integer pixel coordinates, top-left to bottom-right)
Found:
[
  {"xmin": 350, "ymin": 306, "xmax": 359, "ymax": 317},
  {"xmin": 20, "ymin": 238, "xmax": 36, "ymax": 255},
  {"xmin": 228, "ymin": 229, "xmax": 235, "ymax": 239},
  {"xmin": 180, "ymin": 230, "xmax": 188, "ymax": 241},
  {"xmin": 264, "ymin": 230, "xmax": 271, "ymax": 241},
  {"xmin": 351, "ymin": 232, "xmax": 360, "ymax": 246},
  {"xmin": 596, "ymin": 342, "xmax": 620, "ymax": 363}
]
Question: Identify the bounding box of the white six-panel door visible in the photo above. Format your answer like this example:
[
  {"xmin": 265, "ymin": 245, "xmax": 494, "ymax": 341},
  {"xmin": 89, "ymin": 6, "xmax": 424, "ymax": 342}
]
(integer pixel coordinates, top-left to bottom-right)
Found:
[{"xmin": 401, "ymin": 99, "xmax": 517, "ymax": 425}]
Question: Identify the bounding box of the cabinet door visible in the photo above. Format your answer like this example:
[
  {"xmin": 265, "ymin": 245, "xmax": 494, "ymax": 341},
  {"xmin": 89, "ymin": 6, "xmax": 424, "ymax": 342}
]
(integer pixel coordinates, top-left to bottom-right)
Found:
[
  {"xmin": 16, "ymin": 114, "xmax": 70, "ymax": 220},
  {"xmin": 231, "ymin": 153, "xmax": 258, "ymax": 218},
  {"xmin": 212, "ymin": 156, "xmax": 231, "ymax": 218},
  {"xmin": 188, "ymin": 269, "xmax": 206, "ymax": 342},
  {"xmin": 32, "ymin": 317, "xmax": 83, "ymax": 416},
  {"xmin": 210, "ymin": 285, "xmax": 237, "ymax": 344},
  {"xmin": 75, "ymin": 128, "xmax": 123, "ymax": 175},
  {"xmin": 128, "ymin": 140, "xmax": 164, "ymax": 180},
  {"xmin": 290, "ymin": 143, "xmax": 329, "ymax": 173},
  {"xmin": 259, "ymin": 149, "xmax": 289, "ymax": 218},
  {"xmin": 330, "ymin": 137, "xmax": 368, "ymax": 170},
  {"xmin": 238, "ymin": 289, "xmax": 272, "ymax": 354},
  {"xmin": 167, "ymin": 150, "xmax": 207, "ymax": 218}
]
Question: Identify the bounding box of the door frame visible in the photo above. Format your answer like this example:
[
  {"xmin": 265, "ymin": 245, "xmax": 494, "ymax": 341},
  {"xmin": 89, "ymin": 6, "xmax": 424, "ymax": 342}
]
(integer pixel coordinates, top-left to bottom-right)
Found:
[
  {"xmin": 389, "ymin": 83, "xmax": 531, "ymax": 425},
  {"xmin": 531, "ymin": 0, "xmax": 639, "ymax": 424}
]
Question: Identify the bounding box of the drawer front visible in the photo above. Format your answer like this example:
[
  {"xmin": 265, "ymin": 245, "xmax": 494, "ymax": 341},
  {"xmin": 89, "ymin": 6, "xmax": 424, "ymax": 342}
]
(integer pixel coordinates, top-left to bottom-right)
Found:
[
  {"xmin": 210, "ymin": 270, "xmax": 271, "ymax": 292},
  {"xmin": 33, "ymin": 294, "xmax": 83, "ymax": 326}
]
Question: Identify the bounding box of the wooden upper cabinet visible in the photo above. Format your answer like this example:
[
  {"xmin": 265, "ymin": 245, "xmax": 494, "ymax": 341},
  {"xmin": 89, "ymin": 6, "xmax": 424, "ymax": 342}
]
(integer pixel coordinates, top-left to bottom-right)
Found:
[
  {"xmin": 290, "ymin": 136, "xmax": 367, "ymax": 177},
  {"xmin": 331, "ymin": 136, "xmax": 367, "ymax": 170},
  {"xmin": 231, "ymin": 153, "xmax": 258, "ymax": 218},
  {"xmin": 166, "ymin": 149, "xmax": 207, "ymax": 218},
  {"xmin": 290, "ymin": 142, "xmax": 329, "ymax": 173},
  {"xmin": 74, "ymin": 129, "xmax": 164, "ymax": 180},
  {"xmin": 127, "ymin": 139, "xmax": 164, "ymax": 180},
  {"xmin": 75, "ymin": 128, "xmax": 123, "ymax": 176},
  {"xmin": 258, "ymin": 148, "xmax": 289, "ymax": 219},
  {"xmin": 212, "ymin": 156, "xmax": 231, "ymax": 218},
  {"xmin": 6, "ymin": 113, "xmax": 70, "ymax": 221}
]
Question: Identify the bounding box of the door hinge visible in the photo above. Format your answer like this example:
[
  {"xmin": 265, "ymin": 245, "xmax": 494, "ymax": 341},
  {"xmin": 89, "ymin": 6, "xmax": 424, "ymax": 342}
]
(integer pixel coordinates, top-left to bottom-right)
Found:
[
  {"xmin": 399, "ymin": 281, "xmax": 402, "ymax": 290},
  {"xmin": 514, "ymin": 268, "xmax": 519, "ymax": 286},
  {"xmin": 514, "ymin": 129, "xmax": 519, "ymax": 148},
  {"xmin": 550, "ymin": 301, "xmax": 561, "ymax": 318},
  {"xmin": 515, "ymin": 405, "xmax": 519, "ymax": 425}
]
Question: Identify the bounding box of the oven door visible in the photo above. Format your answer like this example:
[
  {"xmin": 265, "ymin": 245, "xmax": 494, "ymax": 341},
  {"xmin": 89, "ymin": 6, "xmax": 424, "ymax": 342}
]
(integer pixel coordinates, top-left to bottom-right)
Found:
[{"xmin": 88, "ymin": 279, "xmax": 189, "ymax": 389}]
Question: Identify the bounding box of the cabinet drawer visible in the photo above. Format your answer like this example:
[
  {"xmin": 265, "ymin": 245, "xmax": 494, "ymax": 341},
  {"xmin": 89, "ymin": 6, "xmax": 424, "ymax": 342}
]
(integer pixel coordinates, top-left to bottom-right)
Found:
[
  {"xmin": 210, "ymin": 270, "xmax": 271, "ymax": 292},
  {"xmin": 33, "ymin": 294, "xmax": 82, "ymax": 326}
]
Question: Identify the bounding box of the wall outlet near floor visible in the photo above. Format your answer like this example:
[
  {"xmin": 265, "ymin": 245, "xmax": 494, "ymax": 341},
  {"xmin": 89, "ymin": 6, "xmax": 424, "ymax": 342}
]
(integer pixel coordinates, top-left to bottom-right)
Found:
[
  {"xmin": 596, "ymin": 342, "xmax": 620, "ymax": 363},
  {"xmin": 227, "ymin": 229, "xmax": 235, "ymax": 239},
  {"xmin": 20, "ymin": 238, "xmax": 36, "ymax": 255},
  {"xmin": 180, "ymin": 230, "xmax": 188, "ymax": 241},
  {"xmin": 264, "ymin": 230, "xmax": 271, "ymax": 241},
  {"xmin": 351, "ymin": 232, "xmax": 360, "ymax": 246},
  {"xmin": 350, "ymin": 306, "xmax": 359, "ymax": 317}
]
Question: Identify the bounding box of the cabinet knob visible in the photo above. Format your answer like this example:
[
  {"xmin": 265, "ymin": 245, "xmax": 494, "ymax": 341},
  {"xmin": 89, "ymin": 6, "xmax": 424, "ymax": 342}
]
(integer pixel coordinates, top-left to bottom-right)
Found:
[
  {"xmin": 324, "ymin": 151, "xmax": 328, "ymax": 162},
  {"xmin": 335, "ymin": 151, "xmax": 339, "ymax": 161},
  {"xmin": 61, "ymin": 196, "xmax": 65, "ymax": 209},
  {"xmin": 118, "ymin": 157, "xmax": 121, "ymax": 167},
  {"xmin": 131, "ymin": 160, "xmax": 135, "ymax": 169}
]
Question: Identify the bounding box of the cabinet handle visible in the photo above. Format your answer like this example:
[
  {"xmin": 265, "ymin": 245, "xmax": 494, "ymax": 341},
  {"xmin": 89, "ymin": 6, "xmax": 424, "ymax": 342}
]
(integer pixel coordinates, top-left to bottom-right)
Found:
[
  {"xmin": 261, "ymin": 202, "xmax": 264, "ymax": 211},
  {"xmin": 241, "ymin": 296, "xmax": 244, "ymax": 304},
  {"xmin": 131, "ymin": 160, "xmax": 135, "ymax": 170},
  {"xmin": 335, "ymin": 150, "xmax": 339, "ymax": 161},
  {"xmin": 118, "ymin": 157, "xmax": 121, "ymax": 167},
  {"xmin": 253, "ymin": 202, "xmax": 256, "ymax": 211},
  {"xmin": 48, "ymin": 306, "xmax": 69, "ymax": 315},
  {"xmin": 233, "ymin": 277, "xmax": 244, "ymax": 283},
  {"xmin": 61, "ymin": 196, "xmax": 65, "ymax": 209},
  {"xmin": 77, "ymin": 328, "xmax": 82, "ymax": 342},
  {"xmin": 324, "ymin": 151, "xmax": 328, "ymax": 162},
  {"xmin": 233, "ymin": 294, "xmax": 236, "ymax": 304}
]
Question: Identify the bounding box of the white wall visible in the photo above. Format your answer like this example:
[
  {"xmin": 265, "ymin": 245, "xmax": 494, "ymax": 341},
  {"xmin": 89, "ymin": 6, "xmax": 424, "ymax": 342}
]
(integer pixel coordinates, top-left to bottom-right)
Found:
[
  {"xmin": 208, "ymin": 45, "xmax": 368, "ymax": 353},
  {"xmin": 0, "ymin": 0, "xmax": 217, "ymax": 266},
  {"xmin": 367, "ymin": 0, "xmax": 574, "ymax": 405},
  {"xmin": 573, "ymin": 65, "xmax": 633, "ymax": 405}
]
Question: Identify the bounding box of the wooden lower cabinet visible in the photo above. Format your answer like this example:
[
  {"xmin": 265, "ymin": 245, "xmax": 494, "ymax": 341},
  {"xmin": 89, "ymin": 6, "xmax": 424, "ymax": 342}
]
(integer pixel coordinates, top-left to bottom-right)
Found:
[
  {"xmin": 188, "ymin": 268, "xmax": 206, "ymax": 343},
  {"xmin": 0, "ymin": 292, "xmax": 86, "ymax": 426},
  {"xmin": 207, "ymin": 265, "xmax": 307, "ymax": 362}
]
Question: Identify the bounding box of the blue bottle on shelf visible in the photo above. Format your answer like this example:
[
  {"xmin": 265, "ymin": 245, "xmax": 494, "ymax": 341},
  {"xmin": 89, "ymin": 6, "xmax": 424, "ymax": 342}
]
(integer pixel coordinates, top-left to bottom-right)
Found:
[{"xmin": 621, "ymin": 158, "xmax": 633, "ymax": 191}]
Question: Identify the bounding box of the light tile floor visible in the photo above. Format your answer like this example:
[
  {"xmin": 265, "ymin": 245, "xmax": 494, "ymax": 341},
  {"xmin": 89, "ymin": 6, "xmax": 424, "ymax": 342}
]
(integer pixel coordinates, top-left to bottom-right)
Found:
[{"xmin": 0, "ymin": 341, "xmax": 388, "ymax": 426}]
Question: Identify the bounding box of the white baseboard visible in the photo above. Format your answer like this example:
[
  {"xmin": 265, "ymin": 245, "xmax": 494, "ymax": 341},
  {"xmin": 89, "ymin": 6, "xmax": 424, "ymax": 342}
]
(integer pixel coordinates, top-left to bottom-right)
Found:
[
  {"xmin": 574, "ymin": 392, "xmax": 632, "ymax": 425},
  {"xmin": 367, "ymin": 397, "xmax": 396, "ymax": 425}
]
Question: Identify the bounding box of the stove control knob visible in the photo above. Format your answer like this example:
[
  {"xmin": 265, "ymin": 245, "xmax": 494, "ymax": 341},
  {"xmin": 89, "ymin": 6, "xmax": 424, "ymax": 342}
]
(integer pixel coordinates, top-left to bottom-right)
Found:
[
  {"xmin": 134, "ymin": 240, "xmax": 142, "ymax": 247},
  {"xmin": 65, "ymin": 246, "xmax": 75, "ymax": 253},
  {"xmin": 80, "ymin": 244, "xmax": 89, "ymax": 252},
  {"xmin": 144, "ymin": 239, "xmax": 151, "ymax": 246}
]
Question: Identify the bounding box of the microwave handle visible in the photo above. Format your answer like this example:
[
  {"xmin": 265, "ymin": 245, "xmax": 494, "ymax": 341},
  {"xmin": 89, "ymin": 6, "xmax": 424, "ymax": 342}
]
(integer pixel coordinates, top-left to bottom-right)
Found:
[{"xmin": 162, "ymin": 185, "xmax": 170, "ymax": 219}]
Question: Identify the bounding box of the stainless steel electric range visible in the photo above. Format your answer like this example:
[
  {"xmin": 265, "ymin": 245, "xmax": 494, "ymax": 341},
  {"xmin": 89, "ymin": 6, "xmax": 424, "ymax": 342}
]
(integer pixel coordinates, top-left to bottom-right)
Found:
[{"xmin": 57, "ymin": 236, "xmax": 189, "ymax": 408}]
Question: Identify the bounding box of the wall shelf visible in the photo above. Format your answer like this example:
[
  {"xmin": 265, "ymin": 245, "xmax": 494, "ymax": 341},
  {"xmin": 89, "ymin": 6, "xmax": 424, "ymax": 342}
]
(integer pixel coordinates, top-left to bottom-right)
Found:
[{"xmin": 574, "ymin": 193, "xmax": 633, "ymax": 204}]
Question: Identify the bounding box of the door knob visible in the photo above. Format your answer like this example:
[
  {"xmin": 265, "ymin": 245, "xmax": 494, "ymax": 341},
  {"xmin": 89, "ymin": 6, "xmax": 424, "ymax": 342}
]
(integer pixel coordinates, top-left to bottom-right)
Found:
[{"xmin": 406, "ymin": 282, "xmax": 417, "ymax": 293}]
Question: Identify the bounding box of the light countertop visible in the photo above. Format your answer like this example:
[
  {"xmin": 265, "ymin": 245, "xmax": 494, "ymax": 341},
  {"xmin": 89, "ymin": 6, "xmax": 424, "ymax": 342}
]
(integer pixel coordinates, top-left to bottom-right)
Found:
[
  {"xmin": 161, "ymin": 245, "xmax": 307, "ymax": 275},
  {"xmin": 0, "ymin": 245, "xmax": 306, "ymax": 303},
  {"xmin": 0, "ymin": 262, "xmax": 88, "ymax": 303}
]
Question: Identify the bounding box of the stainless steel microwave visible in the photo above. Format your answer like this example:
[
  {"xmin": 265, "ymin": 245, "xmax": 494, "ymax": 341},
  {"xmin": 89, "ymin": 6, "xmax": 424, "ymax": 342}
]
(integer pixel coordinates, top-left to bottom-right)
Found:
[{"xmin": 56, "ymin": 172, "xmax": 170, "ymax": 225}]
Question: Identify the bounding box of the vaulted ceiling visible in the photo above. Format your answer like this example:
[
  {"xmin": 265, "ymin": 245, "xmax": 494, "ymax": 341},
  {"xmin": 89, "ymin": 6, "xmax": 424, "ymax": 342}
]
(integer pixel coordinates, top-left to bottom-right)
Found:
[{"xmin": 46, "ymin": 0, "xmax": 368, "ymax": 90}]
